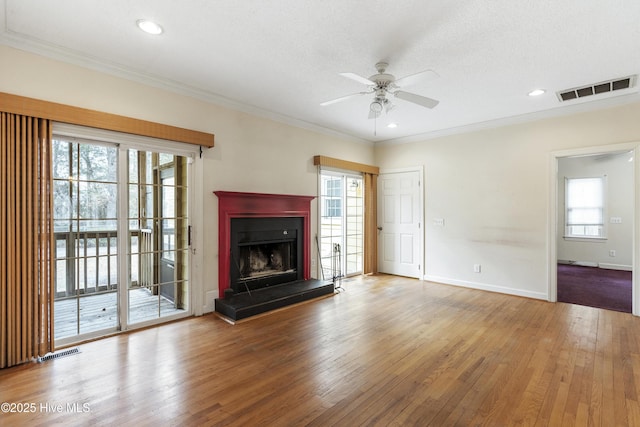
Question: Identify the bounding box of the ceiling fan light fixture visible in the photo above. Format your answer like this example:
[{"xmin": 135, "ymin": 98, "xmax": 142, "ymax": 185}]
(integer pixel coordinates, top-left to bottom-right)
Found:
[
  {"xmin": 137, "ymin": 19, "xmax": 163, "ymax": 35},
  {"xmin": 370, "ymin": 101, "xmax": 383, "ymax": 113},
  {"xmin": 387, "ymin": 123, "xmax": 398, "ymax": 128}
]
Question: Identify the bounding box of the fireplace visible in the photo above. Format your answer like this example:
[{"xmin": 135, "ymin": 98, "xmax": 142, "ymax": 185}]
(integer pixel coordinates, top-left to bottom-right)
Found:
[
  {"xmin": 230, "ymin": 216, "xmax": 303, "ymax": 293},
  {"xmin": 214, "ymin": 191, "xmax": 314, "ymax": 298}
]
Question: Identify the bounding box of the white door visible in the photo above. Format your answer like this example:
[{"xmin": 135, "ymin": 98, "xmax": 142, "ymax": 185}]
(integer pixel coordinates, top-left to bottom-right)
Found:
[{"xmin": 378, "ymin": 170, "xmax": 422, "ymax": 278}]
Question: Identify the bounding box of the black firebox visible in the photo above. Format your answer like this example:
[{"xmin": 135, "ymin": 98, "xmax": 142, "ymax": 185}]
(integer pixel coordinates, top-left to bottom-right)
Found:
[{"xmin": 229, "ymin": 217, "xmax": 303, "ymax": 294}]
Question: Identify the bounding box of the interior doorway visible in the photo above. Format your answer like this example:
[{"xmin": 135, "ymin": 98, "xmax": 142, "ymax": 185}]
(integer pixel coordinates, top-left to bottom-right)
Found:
[{"xmin": 552, "ymin": 146, "xmax": 637, "ymax": 313}]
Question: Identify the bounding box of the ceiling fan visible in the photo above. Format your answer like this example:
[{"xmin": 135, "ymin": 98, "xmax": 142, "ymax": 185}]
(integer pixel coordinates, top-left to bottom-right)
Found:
[{"xmin": 321, "ymin": 61, "xmax": 440, "ymax": 119}]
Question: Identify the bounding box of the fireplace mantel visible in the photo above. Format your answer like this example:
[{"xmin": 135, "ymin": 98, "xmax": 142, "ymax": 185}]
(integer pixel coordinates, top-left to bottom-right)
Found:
[{"xmin": 214, "ymin": 191, "xmax": 315, "ymax": 297}]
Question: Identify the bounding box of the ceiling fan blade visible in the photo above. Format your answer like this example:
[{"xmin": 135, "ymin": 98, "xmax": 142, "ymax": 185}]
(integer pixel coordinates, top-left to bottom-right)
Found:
[
  {"xmin": 320, "ymin": 92, "xmax": 368, "ymax": 106},
  {"xmin": 394, "ymin": 91, "xmax": 439, "ymax": 109},
  {"xmin": 393, "ymin": 69, "xmax": 439, "ymax": 88},
  {"xmin": 340, "ymin": 72, "xmax": 376, "ymax": 86}
]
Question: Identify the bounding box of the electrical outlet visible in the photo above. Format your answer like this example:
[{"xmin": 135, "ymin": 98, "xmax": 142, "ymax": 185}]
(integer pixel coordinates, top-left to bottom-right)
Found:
[
  {"xmin": 474, "ymin": 264, "xmax": 481, "ymax": 273},
  {"xmin": 609, "ymin": 250, "xmax": 616, "ymax": 257}
]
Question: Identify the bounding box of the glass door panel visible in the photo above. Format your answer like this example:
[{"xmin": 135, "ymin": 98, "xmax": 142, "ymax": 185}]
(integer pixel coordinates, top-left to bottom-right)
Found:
[
  {"xmin": 319, "ymin": 173, "xmax": 364, "ymax": 279},
  {"xmin": 53, "ymin": 139, "xmax": 119, "ymax": 340},
  {"xmin": 345, "ymin": 178, "xmax": 364, "ymax": 275},
  {"xmin": 127, "ymin": 150, "xmax": 189, "ymax": 324}
]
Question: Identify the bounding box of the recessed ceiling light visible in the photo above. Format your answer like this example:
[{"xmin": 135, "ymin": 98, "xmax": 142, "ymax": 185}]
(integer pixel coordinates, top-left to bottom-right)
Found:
[
  {"xmin": 528, "ymin": 89, "xmax": 546, "ymax": 97},
  {"xmin": 136, "ymin": 19, "xmax": 163, "ymax": 35},
  {"xmin": 387, "ymin": 123, "xmax": 398, "ymax": 128}
]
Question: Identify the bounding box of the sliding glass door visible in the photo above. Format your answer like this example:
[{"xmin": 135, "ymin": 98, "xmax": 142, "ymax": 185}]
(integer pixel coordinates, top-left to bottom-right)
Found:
[
  {"xmin": 318, "ymin": 171, "xmax": 364, "ymax": 279},
  {"xmin": 53, "ymin": 133, "xmax": 192, "ymax": 344}
]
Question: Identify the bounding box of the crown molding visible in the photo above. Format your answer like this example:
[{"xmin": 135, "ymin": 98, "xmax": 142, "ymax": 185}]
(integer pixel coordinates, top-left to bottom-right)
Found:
[{"xmin": 0, "ymin": 29, "xmax": 372, "ymax": 146}]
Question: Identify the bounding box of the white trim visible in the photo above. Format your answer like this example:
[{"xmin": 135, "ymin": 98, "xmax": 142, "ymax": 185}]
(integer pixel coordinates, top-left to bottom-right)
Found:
[
  {"xmin": 571, "ymin": 261, "xmax": 599, "ymax": 268},
  {"xmin": 549, "ymin": 141, "xmax": 639, "ymax": 315},
  {"xmin": 315, "ymin": 164, "xmax": 321, "ymax": 280},
  {"xmin": 116, "ymin": 147, "xmax": 129, "ymax": 331},
  {"xmin": 635, "ymin": 145, "xmax": 640, "ymax": 316},
  {"xmin": 599, "ymin": 263, "xmax": 633, "ymax": 271},
  {"xmin": 191, "ymin": 151, "xmax": 205, "ymax": 316},
  {"xmin": 379, "ymin": 166, "xmax": 424, "ymax": 175},
  {"xmin": 562, "ymin": 237, "xmax": 607, "ymax": 242},
  {"xmin": 423, "ymin": 274, "xmax": 547, "ymax": 301},
  {"xmin": 54, "ymin": 122, "xmax": 198, "ymax": 157}
]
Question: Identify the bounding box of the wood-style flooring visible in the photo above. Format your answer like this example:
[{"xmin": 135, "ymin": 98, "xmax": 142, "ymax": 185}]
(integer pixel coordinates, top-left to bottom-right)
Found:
[{"xmin": 2, "ymin": 274, "xmax": 640, "ymax": 426}]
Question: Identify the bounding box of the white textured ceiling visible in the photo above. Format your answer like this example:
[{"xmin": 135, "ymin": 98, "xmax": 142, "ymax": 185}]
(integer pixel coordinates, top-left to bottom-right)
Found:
[{"xmin": 1, "ymin": 0, "xmax": 640, "ymax": 143}]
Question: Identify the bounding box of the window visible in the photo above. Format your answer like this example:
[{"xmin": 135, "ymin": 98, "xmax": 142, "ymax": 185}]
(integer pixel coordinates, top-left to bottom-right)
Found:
[
  {"xmin": 323, "ymin": 178, "xmax": 342, "ymax": 217},
  {"xmin": 565, "ymin": 176, "xmax": 605, "ymax": 238}
]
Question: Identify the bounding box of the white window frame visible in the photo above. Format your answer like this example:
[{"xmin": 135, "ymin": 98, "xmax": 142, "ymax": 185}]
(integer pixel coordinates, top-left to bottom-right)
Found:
[
  {"xmin": 564, "ymin": 175, "xmax": 607, "ymax": 240},
  {"xmin": 322, "ymin": 177, "xmax": 343, "ymax": 217},
  {"xmin": 317, "ymin": 169, "xmax": 364, "ymax": 278}
]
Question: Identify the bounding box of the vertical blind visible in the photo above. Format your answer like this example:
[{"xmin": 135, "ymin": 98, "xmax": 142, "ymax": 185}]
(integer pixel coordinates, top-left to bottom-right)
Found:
[{"xmin": 1, "ymin": 112, "xmax": 54, "ymax": 368}]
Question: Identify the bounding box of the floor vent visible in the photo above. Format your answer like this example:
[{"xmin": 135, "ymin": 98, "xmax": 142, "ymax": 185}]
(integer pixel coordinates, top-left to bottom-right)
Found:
[
  {"xmin": 37, "ymin": 347, "xmax": 80, "ymax": 363},
  {"xmin": 557, "ymin": 75, "xmax": 636, "ymax": 102}
]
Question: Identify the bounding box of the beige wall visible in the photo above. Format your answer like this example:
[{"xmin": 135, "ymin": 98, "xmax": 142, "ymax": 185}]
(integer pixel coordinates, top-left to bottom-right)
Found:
[
  {"xmin": 0, "ymin": 45, "xmax": 375, "ymax": 313},
  {"xmin": 375, "ymin": 103, "xmax": 640, "ymax": 300}
]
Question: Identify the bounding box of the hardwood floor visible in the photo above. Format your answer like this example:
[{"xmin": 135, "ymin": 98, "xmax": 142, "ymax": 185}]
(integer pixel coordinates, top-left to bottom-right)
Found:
[{"xmin": 2, "ymin": 274, "xmax": 640, "ymax": 426}]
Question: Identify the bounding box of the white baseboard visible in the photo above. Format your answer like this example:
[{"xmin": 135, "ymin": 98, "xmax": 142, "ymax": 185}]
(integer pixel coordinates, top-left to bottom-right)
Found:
[
  {"xmin": 559, "ymin": 260, "xmax": 632, "ymax": 271},
  {"xmin": 573, "ymin": 261, "xmax": 599, "ymax": 267},
  {"xmin": 598, "ymin": 263, "xmax": 633, "ymax": 271},
  {"xmin": 423, "ymin": 275, "xmax": 548, "ymax": 301},
  {"xmin": 203, "ymin": 290, "xmax": 218, "ymax": 314}
]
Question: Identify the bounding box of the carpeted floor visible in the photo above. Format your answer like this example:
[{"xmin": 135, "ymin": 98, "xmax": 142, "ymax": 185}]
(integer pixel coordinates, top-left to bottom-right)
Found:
[{"xmin": 557, "ymin": 264, "xmax": 632, "ymax": 313}]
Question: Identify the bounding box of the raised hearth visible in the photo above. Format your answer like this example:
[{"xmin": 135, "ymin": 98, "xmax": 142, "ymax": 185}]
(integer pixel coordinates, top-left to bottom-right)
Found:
[{"xmin": 214, "ymin": 279, "xmax": 334, "ymax": 321}]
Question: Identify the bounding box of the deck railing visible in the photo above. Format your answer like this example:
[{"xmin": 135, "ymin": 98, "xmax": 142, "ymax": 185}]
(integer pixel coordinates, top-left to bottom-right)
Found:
[{"xmin": 54, "ymin": 229, "xmax": 152, "ymax": 299}]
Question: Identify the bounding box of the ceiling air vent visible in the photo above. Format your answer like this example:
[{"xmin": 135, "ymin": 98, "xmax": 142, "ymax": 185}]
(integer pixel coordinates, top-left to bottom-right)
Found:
[{"xmin": 557, "ymin": 75, "xmax": 636, "ymax": 102}]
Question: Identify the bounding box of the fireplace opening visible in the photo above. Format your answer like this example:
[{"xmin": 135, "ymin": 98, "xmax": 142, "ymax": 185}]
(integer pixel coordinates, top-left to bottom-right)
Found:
[
  {"xmin": 238, "ymin": 242, "xmax": 295, "ymax": 279},
  {"xmin": 230, "ymin": 217, "xmax": 303, "ymax": 293}
]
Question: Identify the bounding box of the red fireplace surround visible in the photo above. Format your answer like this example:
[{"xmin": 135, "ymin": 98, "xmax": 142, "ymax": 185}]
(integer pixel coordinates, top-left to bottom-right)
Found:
[{"xmin": 214, "ymin": 191, "xmax": 315, "ymax": 297}]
